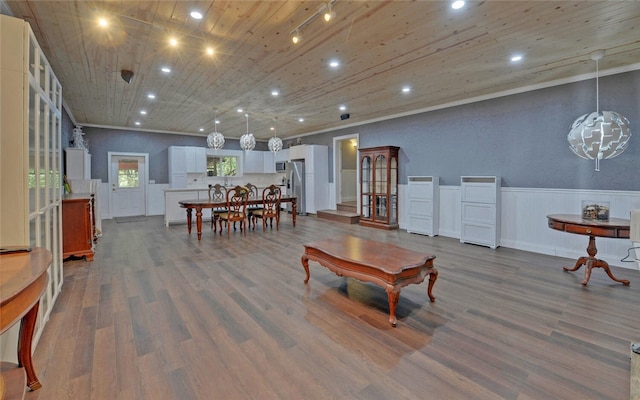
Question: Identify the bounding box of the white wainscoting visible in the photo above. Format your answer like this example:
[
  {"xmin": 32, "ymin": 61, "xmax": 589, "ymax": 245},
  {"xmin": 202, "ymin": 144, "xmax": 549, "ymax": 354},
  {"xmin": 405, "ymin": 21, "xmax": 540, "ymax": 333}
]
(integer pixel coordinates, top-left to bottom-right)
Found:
[
  {"xmin": 99, "ymin": 182, "xmax": 168, "ymax": 219},
  {"xmin": 402, "ymin": 185, "xmax": 640, "ymax": 269}
]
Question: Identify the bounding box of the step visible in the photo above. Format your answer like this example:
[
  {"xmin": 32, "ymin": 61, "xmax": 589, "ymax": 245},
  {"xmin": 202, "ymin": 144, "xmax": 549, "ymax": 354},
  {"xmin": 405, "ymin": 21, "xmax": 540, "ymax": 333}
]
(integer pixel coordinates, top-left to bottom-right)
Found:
[
  {"xmin": 336, "ymin": 202, "xmax": 357, "ymax": 213},
  {"xmin": 316, "ymin": 209, "xmax": 360, "ymax": 224}
]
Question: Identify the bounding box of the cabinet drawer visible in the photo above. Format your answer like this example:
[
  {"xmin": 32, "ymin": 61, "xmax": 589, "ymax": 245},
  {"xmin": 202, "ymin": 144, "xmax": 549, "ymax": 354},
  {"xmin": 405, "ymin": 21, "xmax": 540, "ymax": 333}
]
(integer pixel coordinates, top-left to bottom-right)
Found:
[
  {"xmin": 461, "ymin": 183, "xmax": 496, "ymax": 204},
  {"xmin": 565, "ymin": 224, "xmax": 617, "ymax": 237},
  {"xmin": 461, "ymin": 222, "xmax": 497, "ymax": 247},
  {"xmin": 408, "ymin": 199, "xmax": 433, "ymax": 217},
  {"xmin": 461, "ymin": 202, "xmax": 495, "ymax": 224}
]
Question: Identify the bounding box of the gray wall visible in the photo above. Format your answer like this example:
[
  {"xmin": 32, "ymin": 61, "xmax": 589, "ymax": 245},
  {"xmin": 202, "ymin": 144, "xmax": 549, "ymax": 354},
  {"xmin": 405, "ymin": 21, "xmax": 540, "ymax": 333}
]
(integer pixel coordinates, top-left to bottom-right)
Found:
[{"xmin": 79, "ymin": 70, "xmax": 639, "ymax": 190}]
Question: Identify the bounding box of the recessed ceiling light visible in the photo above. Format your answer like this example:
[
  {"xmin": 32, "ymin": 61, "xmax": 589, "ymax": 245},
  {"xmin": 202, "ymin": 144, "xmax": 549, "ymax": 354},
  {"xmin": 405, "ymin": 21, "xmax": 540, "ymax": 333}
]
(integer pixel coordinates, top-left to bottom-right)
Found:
[
  {"xmin": 147, "ymin": 93, "xmax": 156, "ymax": 99},
  {"xmin": 298, "ymin": 118, "xmax": 305, "ymax": 122},
  {"xmin": 451, "ymin": 1, "xmax": 465, "ymax": 10},
  {"xmin": 206, "ymin": 47, "xmax": 214, "ymax": 56},
  {"xmin": 215, "ymin": 119, "xmax": 220, "ymax": 125},
  {"xmin": 98, "ymin": 18, "xmax": 108, "ymax": 28},
  {"xmin": 169, "ymin": 38, "xmax": 178, "ymax": 47},
  {"xmin": 134, "ymin": 121, "xmax": 141, "ymax": 126},
  {"xmin": 190, "ymin": 11, "xmax": 203, "ymax": 20},
  {"xmin": 271, "ymin": 90, "xmax": 279, "ymax": 97},
  {"xmin": 339, "ymin": 105, "xmax": 347, "ymax": 111},
  {"xmin": 140, "ymin": 110, "xmax": 147, "ymax": 115},
  {"xmin": 402, "ymin": 86, "xmax": 411, "ymax": 93},
  {"xmin": 237, "ymin": 108, "xmax": 243, "ymax": 113},
  {"xmin": 199, "ymin": 128, "xmax": 204, "ymax": 132},
  {"xmin": 329, "ymin": 60, "xmax": 340, "ymax": 68},
  {"xmin": 510, "ymin": 54, "xmax": 524, "ymax": 63},
  {"xmin": 161, "ymin": 67, "xmax": 171, "ymax": 73}
]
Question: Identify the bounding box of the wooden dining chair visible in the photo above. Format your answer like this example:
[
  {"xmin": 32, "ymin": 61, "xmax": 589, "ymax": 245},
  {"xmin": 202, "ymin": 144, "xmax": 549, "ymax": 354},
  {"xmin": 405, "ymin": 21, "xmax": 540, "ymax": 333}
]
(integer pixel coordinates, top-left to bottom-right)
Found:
[
  {"xmin": 244, "ymin": 182, "xmax": 261, "ymax": 224},
  {"xmin": 217, "ymin": 185, "xmax": 248, "ymax": 236},
  {"xmin": 208, "ymin": 184, "xmax": 227, "ymax": 229},
  {"xmin": 251, "ymin": 185, "xmax": 281, "ymax": 230}
]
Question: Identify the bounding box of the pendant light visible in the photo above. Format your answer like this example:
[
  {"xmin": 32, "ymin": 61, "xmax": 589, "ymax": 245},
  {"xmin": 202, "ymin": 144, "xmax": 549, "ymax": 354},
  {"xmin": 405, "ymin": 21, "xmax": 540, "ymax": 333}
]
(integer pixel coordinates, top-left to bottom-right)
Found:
[
  {"xmin": 206, "ymin": 109, "xmax": 225, "ymax": 150},
  {"xmin": 268, "ymin": 117, "xmax": 283, "ymax": 153},
  {"xmin": 239, "ymin": 113, "xmax": 256, "ymax": 151},
  {"xmin": 567, "ymin": 50, "xmax": 632, "ymax": 171}
]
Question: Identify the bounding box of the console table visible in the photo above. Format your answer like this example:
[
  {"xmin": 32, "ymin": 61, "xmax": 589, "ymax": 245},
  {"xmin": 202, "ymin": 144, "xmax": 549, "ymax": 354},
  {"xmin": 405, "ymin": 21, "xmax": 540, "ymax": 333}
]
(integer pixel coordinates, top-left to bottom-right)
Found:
[
  {"xmin": 547, "ymin": 214, "xmax": 630, "ymax": 286},
  {"xmin": 301, "ymin": 236, "xmax": 437, "ymax": 326},
  {"xmin": 0, "ymin": 247, "xmax": 51, "ymax": 393}
]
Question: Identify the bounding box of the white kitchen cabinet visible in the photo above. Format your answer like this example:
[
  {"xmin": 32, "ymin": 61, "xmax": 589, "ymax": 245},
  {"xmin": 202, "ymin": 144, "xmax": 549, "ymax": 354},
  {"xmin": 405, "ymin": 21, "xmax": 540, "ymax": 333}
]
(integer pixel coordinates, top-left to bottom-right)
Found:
[
  {"xmin": 186, "ymin": 147, "xmax": 206, "ymax": 173},
  {"xmin": 289, "ymin": 145, "xmax": 328, "ymax": 213},
  {"xmin": 460, "ymin": 176, "xmax": 501, "ymax": 249},
  {"xmin": 263, "ymin": 151, "xmax": 275, "ymax": 173},
  {"xmin": 243, "ymin": 151, "xmax": 264, "ymax": 173},
  {"xmin": 65, "ymin": 148, "xmax": 91, "ymax": 179},
  {"xmin": 407, "ymin": 176, "xmax": 439, "ymax": 236},
  {"xmin": 1, "ymin": 14, "xmax": 64, "ymax": 360},
  {"xmin": 169, "ymin": 146, "xmax": 187, "ymax": 188},
  {"xmin": 274, "ymin": 148, "xmax": 289, "ymax": 162}
]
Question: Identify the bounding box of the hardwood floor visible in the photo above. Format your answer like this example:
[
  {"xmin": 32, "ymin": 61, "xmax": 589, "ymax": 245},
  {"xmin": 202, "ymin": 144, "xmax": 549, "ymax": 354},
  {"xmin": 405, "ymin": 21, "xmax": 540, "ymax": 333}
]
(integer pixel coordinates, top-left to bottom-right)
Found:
[{"xmin": 27, "ymin": 214, "xmax": 639, "ymax": 399}]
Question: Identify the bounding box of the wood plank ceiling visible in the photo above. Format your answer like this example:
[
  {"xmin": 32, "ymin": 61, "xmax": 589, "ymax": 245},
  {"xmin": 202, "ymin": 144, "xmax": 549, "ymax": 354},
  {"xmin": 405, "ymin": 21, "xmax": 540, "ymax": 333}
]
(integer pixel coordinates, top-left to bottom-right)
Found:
[{"xmin": 4, "ymin": 1, "xmax": 640, "ymax": 140}]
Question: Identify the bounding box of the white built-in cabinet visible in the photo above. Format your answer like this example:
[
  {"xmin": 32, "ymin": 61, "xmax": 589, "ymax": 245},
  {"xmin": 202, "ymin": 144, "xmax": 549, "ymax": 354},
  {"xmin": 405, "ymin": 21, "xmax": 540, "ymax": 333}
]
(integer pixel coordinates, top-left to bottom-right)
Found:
[
  {"xmin": 0, "ymin": 14, "xmax": 64, "ymax": 360},
  {"xmin": 274, "ymin": 148, "xmax": 289, "ymax": 162},
  {"xmin": 263, "ymin": 151, "xmax": 275, "ymax": 173},
  {"xmin": 185, "ymin": 147, "xmax": 206, "ymax": 173},
  {"xmin": 407, "ymin": 176, "xmax": 439, "ymax": 236},
  {"xmin": 169, "ymin": 146, "xmax": 207, "ymax": 187},
  {"xmin": 243, "ymin": 151, "xmax": 264, "ymax": 173},
  {"xmin": 460, "ymin": 176, "xmax": 501, "ymax": 249},
  {"xmin": 65, "ymin": 148, "xmax": 91, "ymax": 179}
]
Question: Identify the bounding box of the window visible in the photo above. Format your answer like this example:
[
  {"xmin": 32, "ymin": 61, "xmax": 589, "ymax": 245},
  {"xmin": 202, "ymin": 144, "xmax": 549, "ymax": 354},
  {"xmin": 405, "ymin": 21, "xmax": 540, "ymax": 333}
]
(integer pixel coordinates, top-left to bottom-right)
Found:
[
  {"xmin": 207, "ymin": 156, "xmax": 238, "ymax": 176},
  {"xmin": 118, "ymin": 159, "xmax": 139, "ymax": 188}
]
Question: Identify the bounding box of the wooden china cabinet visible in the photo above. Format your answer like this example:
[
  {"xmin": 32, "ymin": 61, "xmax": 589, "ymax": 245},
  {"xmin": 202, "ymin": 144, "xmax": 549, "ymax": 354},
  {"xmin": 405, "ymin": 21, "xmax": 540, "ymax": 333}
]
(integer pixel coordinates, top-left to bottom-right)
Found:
[{"xmin": 359, "ymin": 146, "xmax": 399, "ymax": 230}]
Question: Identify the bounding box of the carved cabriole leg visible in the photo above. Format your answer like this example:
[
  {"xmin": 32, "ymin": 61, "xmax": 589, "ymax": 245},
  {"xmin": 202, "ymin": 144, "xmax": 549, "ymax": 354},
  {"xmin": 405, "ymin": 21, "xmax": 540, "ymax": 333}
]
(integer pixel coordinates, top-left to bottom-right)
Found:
[
  {"xmin": 301, "ymin": 255, "xmax": 310, "ymax": 283},
  {"xmin": 427, "ymin": 268, "xmax": 438, "ymax": 302},
  {"xmin": 18, "ymin": 303, "xmax": 42, "ymax": 390},
  {"xmin": 386, "ymin": 285, "xmax": 401, "ymax": 327},
  {"xmin": 563, "ymin": 256, "xmax": 588, "ymax": 272},
  {"xmin": 591, "ymin": 259, "xmax": 631, "ymax": 286}
]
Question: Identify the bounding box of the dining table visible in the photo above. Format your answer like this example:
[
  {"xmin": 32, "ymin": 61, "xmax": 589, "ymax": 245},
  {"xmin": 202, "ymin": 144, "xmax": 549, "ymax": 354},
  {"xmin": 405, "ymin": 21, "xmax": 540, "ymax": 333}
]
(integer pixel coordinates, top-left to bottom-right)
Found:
[{"xmin": 179, "ymin": 196, "xmax": 297, "ymax": 239}]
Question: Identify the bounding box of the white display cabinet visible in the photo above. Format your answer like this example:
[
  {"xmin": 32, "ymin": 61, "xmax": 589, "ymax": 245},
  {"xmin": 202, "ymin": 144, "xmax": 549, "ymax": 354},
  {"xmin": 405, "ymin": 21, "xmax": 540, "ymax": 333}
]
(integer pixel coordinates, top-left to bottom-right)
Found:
[
  {"xmin": 1, "ymin": 14, "xmax": 64, "ymax": 359},
  {"xmin": 407, "ymin": 176, "xmax": 439, "ymax": 236},
  {"xmin": 65, "ymin": 147, "xmax": 91, "ymax": 179},
  {"xmin": 460, "ymin": 176, "xmax": 501, "ymax": 249}
]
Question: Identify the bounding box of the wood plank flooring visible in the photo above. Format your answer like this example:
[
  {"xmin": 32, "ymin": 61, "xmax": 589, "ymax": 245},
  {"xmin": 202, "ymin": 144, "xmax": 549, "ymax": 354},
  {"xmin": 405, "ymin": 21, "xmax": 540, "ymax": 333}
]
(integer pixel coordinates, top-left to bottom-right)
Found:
[{"xmin": 27, "ymin": 214, "xmax": 639, "ymax": 399}]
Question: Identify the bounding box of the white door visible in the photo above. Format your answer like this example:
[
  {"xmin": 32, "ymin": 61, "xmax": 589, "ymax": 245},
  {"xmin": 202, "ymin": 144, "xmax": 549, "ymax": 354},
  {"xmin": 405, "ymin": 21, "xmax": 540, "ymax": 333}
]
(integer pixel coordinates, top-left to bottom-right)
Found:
[{"xmin": 110, "ymin": 153, "xmax": 147, "ymax": 217}]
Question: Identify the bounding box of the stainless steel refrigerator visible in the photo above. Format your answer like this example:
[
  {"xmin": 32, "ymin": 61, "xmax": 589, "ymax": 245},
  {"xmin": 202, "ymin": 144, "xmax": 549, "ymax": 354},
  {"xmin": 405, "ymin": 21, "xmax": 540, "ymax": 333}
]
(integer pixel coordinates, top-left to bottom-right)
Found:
[{"xmin": 287, "ymin": 160, "xmax": 306, "ymax": 215}]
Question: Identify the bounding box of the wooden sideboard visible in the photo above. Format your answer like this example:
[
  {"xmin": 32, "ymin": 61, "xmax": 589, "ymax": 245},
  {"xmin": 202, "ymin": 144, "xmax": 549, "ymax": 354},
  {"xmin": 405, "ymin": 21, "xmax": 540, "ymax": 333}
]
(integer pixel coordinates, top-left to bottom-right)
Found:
[{"xmin": 62, "ymin": 194, "xmax": 95, "ymax": 260}]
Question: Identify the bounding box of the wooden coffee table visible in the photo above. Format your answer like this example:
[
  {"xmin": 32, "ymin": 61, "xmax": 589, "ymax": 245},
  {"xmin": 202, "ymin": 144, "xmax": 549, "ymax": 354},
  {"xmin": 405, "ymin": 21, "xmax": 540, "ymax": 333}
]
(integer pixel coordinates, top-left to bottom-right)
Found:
[{"xmin": 301, "ymin": 235, "xmax": 438, "ymax": 326}]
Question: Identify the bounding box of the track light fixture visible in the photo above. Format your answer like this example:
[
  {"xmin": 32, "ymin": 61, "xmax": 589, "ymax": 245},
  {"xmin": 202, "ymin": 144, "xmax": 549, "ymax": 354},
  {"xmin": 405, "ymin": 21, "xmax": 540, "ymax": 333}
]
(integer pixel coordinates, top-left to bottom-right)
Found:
[
  {"xmin": 291, "ymin": 29, "xmax": 302, "ymax": 44},
  {"xmin": 290, "ymin": 0, "xmax": 337, "ymax": 45},
  {"xmin": 323, "ymin": 3, "xmax": 335, "ymax": 22}
]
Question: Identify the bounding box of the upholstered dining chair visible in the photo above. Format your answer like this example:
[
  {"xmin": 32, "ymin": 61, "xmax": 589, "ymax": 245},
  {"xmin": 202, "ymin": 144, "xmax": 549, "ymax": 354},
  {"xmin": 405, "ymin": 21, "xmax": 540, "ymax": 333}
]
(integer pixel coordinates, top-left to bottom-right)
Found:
[
  {"xmin": 251, "ymin": 185, "xmax": 281, "ymax": 230},
  {"xmin": 217, "ymin": 185, "xmax": 248, "ymax": 236},
  {"xmin": 208, "ymin": 184, "xmax": 227, "ymax": 229}
]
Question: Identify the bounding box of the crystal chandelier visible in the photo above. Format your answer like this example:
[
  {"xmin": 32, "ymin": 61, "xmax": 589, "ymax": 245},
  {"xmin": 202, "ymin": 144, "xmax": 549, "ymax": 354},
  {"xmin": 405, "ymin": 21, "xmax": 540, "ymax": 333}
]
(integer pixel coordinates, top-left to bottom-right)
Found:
[
  {"xmin": 268, "ymin": 117, "xmax": 283, "ymax": 153},
  {"xmin": 567, "ymin": 51, "xmax": 631, "ymax": 171},
  {"xmin": 240, "ymin": 113, "xmax": 256, "ymax": 151},
  {"xmin": 206, "ymin": 109, "xmax": 225, "ymax": 150}
]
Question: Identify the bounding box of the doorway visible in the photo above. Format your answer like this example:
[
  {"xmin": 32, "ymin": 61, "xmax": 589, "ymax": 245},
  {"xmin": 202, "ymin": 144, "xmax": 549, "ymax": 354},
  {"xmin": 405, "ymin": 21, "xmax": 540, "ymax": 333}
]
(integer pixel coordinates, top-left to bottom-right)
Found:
[
  {"xmin": 108, "ymin": 152, "xmax": 148, "ymax": 218},
  {"xmin": 332, "ymin": 134, "xmax": 359, "ymax": 209}
]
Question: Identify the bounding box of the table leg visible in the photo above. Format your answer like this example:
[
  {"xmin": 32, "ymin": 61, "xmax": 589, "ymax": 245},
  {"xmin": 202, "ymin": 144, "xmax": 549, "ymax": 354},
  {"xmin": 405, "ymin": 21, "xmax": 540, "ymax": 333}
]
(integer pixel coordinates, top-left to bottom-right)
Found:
[
  {"xmin": 301, "ymin": 255, "xmax": 310, "ymax": 283},
  {"xmin": 385, "ymin": 285, "xmax": 401, "ymax": 327},
  {"xmin": 292, "ymin": 199, "xmax": 297, "ymax": 227},
  {"xmin": 195, "ymin": 207, "xmax": 203, "ymax": 240},
  {"xmin": 18, "ymin": 303, "xmax": 42, "ymax": 390},
  {"xmin": 563, "ymin": 235, "xmax": 630, "ymax": 286},
  {"xmin": 427, "ymin": 268, "xmax": 438, "ymax": 302},
  {"xmin": 186, "ymin": 208, "xmax": 192, "ymax": 234}
]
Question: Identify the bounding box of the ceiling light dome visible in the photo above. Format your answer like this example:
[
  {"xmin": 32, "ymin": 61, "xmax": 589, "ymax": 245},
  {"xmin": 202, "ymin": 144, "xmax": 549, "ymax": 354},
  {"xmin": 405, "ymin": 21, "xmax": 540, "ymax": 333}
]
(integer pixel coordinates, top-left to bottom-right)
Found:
[
  {"xmin": 567, "ymin": 51, "xmax": 632, "ymax": 171},
  {"xmin": 206, "ymin": 109, "xmax": 225, "ymax": 150},
  {"xmin": 240, "ymin": 113, "xmax": 256, "ymax": 151},
  {"xmin": 268, "ymin": 118, "xmax": 283, "ymax": 153}
]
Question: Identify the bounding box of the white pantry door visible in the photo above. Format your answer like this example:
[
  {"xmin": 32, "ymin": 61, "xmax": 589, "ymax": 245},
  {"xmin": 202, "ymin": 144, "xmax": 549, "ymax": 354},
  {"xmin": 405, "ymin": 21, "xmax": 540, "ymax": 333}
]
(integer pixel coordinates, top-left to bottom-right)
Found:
[{"xmin": 109, "ymin": 153, "xmax": 147, "ymax": 217}]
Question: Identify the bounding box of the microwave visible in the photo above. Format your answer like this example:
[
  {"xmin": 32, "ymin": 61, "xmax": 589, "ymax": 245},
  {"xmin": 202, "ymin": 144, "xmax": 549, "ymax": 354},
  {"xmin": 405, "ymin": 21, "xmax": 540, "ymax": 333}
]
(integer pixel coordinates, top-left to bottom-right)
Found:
[{"xmin": 275, "ymin": 161, "xmax": 287, "ymax": 172}]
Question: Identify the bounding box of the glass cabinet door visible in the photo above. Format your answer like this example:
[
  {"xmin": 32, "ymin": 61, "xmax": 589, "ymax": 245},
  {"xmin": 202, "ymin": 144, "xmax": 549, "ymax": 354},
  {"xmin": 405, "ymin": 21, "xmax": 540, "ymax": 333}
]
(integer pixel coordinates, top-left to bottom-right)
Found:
[
  {"xmin": 374, "ymin": 154, "xmax": 387, "ymax": 222},
  {"xmin": 360, "ymin": 156, "xmax": 371, "ymax": 219}
]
